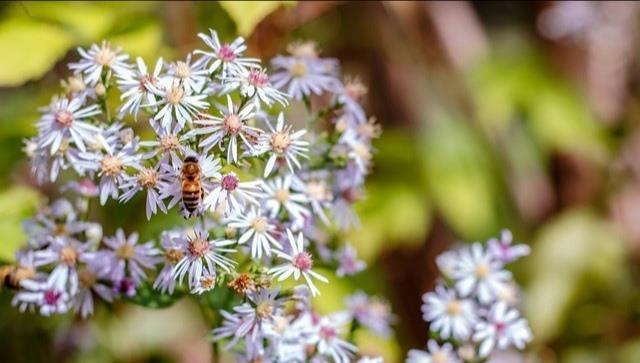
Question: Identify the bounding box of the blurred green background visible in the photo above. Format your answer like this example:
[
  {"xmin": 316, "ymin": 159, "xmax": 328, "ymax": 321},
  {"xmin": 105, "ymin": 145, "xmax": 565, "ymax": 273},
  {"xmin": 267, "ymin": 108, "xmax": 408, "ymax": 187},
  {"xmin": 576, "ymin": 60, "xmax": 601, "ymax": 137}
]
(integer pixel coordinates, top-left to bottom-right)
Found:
[{"xmin": 2, "ymin": 1, "xmax": 640, "ymax": 362}]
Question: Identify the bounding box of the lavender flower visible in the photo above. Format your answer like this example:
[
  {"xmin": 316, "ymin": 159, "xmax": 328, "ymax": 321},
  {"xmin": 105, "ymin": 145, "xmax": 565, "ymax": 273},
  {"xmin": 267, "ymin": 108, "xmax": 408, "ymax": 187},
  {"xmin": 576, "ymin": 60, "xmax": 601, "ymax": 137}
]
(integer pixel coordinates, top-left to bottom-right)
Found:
[
  {"xmin": 473, "ymin": 302, "xmax": 533, "ymax": 358},
  {"xmin": 13, "ymin": 268, "xmax": 71, "ymax": 316},
  {"xmin": 269, "ymin": 230, "xmax": 328, "ymax": 296},
  {"xmin": 261, "ymin": 175, "xmax": 309, "ymax": 229},
  {"xmin": 148, "ymin": 80, "xmax": 208, "ymax": 129},
  {"xmin": 119, "ymin": 163, "xmax": 168, "ymax": 219},
  {"xmin": 117, "ymin": 57, "xmax": 164, "ymax": 119},
  {"xmin": 191, "ymin": 96, "xmax": 259, "ymax": 163},
  {"xmin": 452, "ymin": 243, "xmax": 512, "ymax": 304},
  {"xmin": 36, "ymin": 96, "xmax": 101, "ymax": 154},
  {"xmin": 172, "ymin": 229, "xmax": 236, "ymax": 291},
  {"xmin": 487, "ymin": 229, "xmax": 531, "ymax": 263},
  {"xmin": 226, "ymin": 207, "xmax": 281, "ymax": 259},
  {"xmin": 194, "ymin": 29, "xmax": 260, "ymax": 76},
  {"xmin": 270, "ymin": 42, "xmax": 341, "ymax": 100},
  {"xmin": 422, "ymin": 285, "xmax": 477, "ymax": 340},
  {"xmin": 97, "ymin": 229, "xmax": 160, "ymax": 285},
  {"xmin": 69, "ymin": 41, "xmax": 132, "ymax": 85},
  {"xmin": 335, "ymin": 243, "xmax": 366, "ymax": 277},
  {"xmin": 203, "ymin": 172, "xmax": 264, "ymax": 217},
  {"xmin": 255, "ymin": 112, "xmax": 309, "ymax": 177}
]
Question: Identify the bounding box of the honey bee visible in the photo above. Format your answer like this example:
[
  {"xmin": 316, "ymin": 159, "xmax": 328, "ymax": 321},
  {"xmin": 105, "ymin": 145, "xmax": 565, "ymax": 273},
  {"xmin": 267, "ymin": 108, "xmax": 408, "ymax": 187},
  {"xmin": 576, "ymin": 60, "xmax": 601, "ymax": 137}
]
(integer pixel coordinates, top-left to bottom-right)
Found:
[{"xmin": 181, "ymin": 156, "xmax": 203, "ymax": 217}]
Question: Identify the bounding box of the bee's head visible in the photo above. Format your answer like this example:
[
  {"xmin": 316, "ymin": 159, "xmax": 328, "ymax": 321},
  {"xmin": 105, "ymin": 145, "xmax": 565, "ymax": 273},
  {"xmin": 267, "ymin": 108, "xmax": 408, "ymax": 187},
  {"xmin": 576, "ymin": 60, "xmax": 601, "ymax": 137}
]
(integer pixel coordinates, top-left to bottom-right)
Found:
[{"xmin": 184, "ymin": 156, "xmax": 198, "ymax": 163}]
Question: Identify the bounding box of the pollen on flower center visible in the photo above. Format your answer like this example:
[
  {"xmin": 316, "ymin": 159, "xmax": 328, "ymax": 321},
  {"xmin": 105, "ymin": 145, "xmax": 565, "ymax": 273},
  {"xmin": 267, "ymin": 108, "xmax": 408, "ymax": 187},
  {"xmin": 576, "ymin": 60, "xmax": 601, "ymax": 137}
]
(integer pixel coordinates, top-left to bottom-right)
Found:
[
  {"xmin": 223, "ymin": 114, "xmax": 243, "ymax": 134},
  {"xmin": 166, "ymin": 85, "xmax": 184, "ymax": 105},
  {"xmin": 290, "ymin": 61, "xmax": 308, "ymax": 78},
  {"xmin": 55, "ymin": 110, "xmax": 74, "ymax": 127},
  {"xmin": 292, "ymin": 251, "xmax": 313, "ymax": 271},
  {"xmin": 251, "ymin": 217, "xmax": 269, "ymax": 232},
  {"xmin": 475, "ymin": 264, "xmax": 490, "ymax": 279},
  {"xmin": 43, "ymin": 290, "xmax": 62, "ymax": 306},
  {"xmin": 175, "ymin": 61, "xmax": 192, "ymax": 79},
  {"xmin": 101, "ymin": 155, "xmax": 123, "ymax": 176},
  {"xmin": 228, "ymin": 273, "xmax": 254, "ymax": 295},
  {"xmin": 218, "ymin": 44, "xmax": 236, "ymax": 62},
  {"xmin": 78, "ymin": 268, "xmax": 97, "ymax": 288},
  {"xmin": 221, "ymin": 174, "xmax": 239, "ymax": 191},
  {"xmin": 94, "ymin": 45, "xmax": 116, "ymax": 66},
  {"xmin": 199, "ymin": 275, "xmax": 216, "ymax": 290},
  {"xmin": 270, "ymin": 131, "xmax": 291, "ymax": 153},
  {"xmin": 447, "ymin": 300, "xmax": 461, "ymax": 316},
  {"xmin": 275, "ymin": 188, "xmax": 290, "ymax": 203},
  {"xmin": 116, "ymin": 244, "xmax": 136, "ymax": 260},
  {"xmin": 59, "ymin": 246, "xmax": 77, "ymax": 266},
  {"xmin": 160, "ymin": 134, "xmax": 180, "ymax": 152},
  {"xmin": 137, "ymin": 168, "xmax": 158, "ymax": 188},
  {"xmin": 256, "ymin": 301, "xmax": 274, "ymax": 319},
  {"xmin": 166, "ymin": 248, "xmax": 184, "ymax": 264},
  {"xmin": 188, "ymin": 237, "xmax": 210, "ymax": 258}
]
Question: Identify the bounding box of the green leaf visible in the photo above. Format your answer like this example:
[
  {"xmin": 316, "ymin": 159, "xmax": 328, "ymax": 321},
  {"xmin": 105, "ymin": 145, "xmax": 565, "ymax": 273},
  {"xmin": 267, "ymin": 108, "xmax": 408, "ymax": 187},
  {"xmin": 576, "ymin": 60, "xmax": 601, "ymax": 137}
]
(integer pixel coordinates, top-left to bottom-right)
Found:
[
  {"xmin": 0, "ymin": 186, "xmax": 40, "ymax": 262},
  {"xmin": 110, "ymin": 22, "xmax": 163, "ymax": 63},
  {"xmin": 0, "ymin": 18, "xmax": 74, "ymax": 86},
  {"xmin": 524, "ymin": 209, "xmax": 626, "ymax": 342},
  {"xmin": 421, "ymin": 113, "xmax": 502, "ymax": 240},
  {"xmin": 219, "ymin": 1, "xmax": 293, "ymax": 36},
  {"xmin": 7, "ymin": 2, "xmax": 115, "ymax": 42}
]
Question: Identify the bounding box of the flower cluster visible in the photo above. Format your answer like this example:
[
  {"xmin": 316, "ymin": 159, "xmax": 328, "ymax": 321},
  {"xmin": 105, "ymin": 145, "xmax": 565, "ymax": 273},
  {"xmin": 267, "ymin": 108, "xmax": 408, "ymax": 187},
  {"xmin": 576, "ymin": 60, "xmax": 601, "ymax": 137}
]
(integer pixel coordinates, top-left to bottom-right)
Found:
[
  {"xmin": 213, "ymin": 286, "xmax": 394, "ymax": 362},
  {"xmin": 407, "ymin": 230, "xmax": 533, "ymax": 362},
  {"xmin": 9, "ymin": 29, "xmax": 384, "ymax": 361}
]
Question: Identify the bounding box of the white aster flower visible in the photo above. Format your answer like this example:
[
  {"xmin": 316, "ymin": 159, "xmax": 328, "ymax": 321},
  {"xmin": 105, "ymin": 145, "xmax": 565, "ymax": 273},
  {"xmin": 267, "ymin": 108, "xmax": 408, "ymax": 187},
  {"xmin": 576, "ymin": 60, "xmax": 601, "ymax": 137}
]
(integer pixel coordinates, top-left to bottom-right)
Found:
[
  {"xmin": 226, "ymin": 207, "xmax": 281, "ymax": 259},
  {"xmin": 222, "ymin": 67, "xmax": 289, "ymax": 108},
  {"xmin": 310, "ymin": 312, "xmax": 358, "ymax": 363},
  {"xmin": 36, "ymin": 97, "xmax": 101, "ymax": 154},
  {"xmin": 421, "ymin": 285, "xmax": 477, "ymax": 340},
  {"xmin": 194, "ymin": 29, "xmax": 260, "ymax": 76},
  {"xmin": 166, "ymin": 53, "xmax": 209, "ymax": 93},
  {"xmin": 172, "ymin": 229, "xmax": 236, "ymax": 290},
  {"xmin": 69, "ymin": 41, "xmax": 132, "ymax": 85},
  {"xmin": 269, "ymin": 230, "xmax": 328, "ymax": 296},
  {"xmin": 473, "ymin": 302, "xmax": 533, "ymax": 358},
  {"xmin": 256, "ymin": 113, "xmax": 309, "ymax": 177},
  {"xmin": 117, "ymin": 57, "xmax": 163, "ymax": 119},
  {"xmin": 203, "ymin": 172, "xmax": 264, "ymax": 217},
  {"xmin": 13, "ymin": 268, "xmax": 71, "ymax": 316},
  {"xmin": 191, "ymin": 95, "xmax": 260, "ymax": 163},
  {"xmin": 261, "ymin": 176, "xmax": 310, "ymax": 230},
  {"xmin": 406, "ymin": 340, "xmax": 460, "ymax": 363},
  {"xmin": 452, "ymin": 243, "xmax": 512, "ymax": 304},
  {"xmin": 148, "ymin": 80, "xmax": 208, "ymax": 129}
]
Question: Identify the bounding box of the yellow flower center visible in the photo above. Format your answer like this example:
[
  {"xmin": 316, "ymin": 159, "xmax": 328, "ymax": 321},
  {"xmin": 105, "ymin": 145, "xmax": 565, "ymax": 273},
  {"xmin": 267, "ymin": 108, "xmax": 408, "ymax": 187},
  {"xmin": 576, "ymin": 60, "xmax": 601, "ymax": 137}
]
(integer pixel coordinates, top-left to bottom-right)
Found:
[
  {"xmin": 270, "ymin": 131, "xmax": 291, "ymax": 153},
  {"xmin": 475, "ymin": 264, "xmax": 490, "ymax": 279},
  {"xmin": 188, "ymin": 237, "xmax": 209, "ymax": 258},
  {"xmin": 275, "ymin": 188, "xmax": 290, "ymax": 203},
  {"xmin": 175, "ymin": 61, "xmax": 192, "ymax": 79},
  {"xmin": 160, "ymin": 134, "xmax": 180, "ymax": 152},
  {"xmin": 256, "ymin": 301, "xmax": 274, "ymax": 319},
  {"xmin": 59, "ymin": 246, "xmax": 77, "ymax": 266},
  {"xmin": 166, "ymin": 248, "xmax": 184, "ymax": 264},
  {"xmin": 251, "ymin": 217, "xmax": 268, "ymax": 233},
  {"xmin": 166, "ymin": 85, "xmax": 184, "ymax": 105},
  {"xmin": 101, "ymin": 155, "xmax": 123, "ymax": 176},
  {"xmin": 447, "ymin": 300, "xmax": 461, "ymax": 316},
  {"xmin": 116, "ymin": 244, "xmax": 136, "ymax": 260},
  {"xmin": 290, "ymin": 61, "xmax": 308, "ymax": 78},
  {"xmin": 94, "ymin": 45, "xmax": 116, "ymax": 66},
  {"xmin": 137, "ymin": 168, "xmax": 158, "ymax": 188}
]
